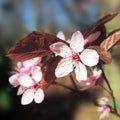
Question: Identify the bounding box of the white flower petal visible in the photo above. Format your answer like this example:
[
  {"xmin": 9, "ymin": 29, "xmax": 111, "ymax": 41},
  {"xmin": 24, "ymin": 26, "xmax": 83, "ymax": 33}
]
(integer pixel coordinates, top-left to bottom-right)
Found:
[
  {"xmin": 50, "ymin": 42, "xmax": 72, "ymax": 58},
  {"xmin": 19, "ymin": 67, "xmax": 32, "ymax": 74},
  {"xmin": 21, "ymin": 89, "xmax": 34, "ymax": 105},
  {"xmin": 55, "ymin": 58, "xmax": 73, "ymax": 78},
  {"xmin": 9, "ymin": 73, "xmax": 19, "ymax": 87},
  {"xmin": 57, "ymin": 31, "xmax": 65, "ymax": 40},
  {"xmin": 80, "ymin": 49, "xmax": 99, "ymax": 67},
  {"xmin": 34, "ymin": 89, "xmax": 44, "ymax": 103},
  {"xmin": 32, "ymin": 57, "xmax": 42, "ymax": 65},
  {"xmin": 19, "ymin": 74, "xmax": 34, "ymax": 87},
  {"xmin": 70, "ymin": 31, "xmax": 84, "ymax": 53},
  {"xmin": 17, "ymin": 62, "xmax": 23, "ymax": 69},
  {"xmin": 99, "ymin": 97, "xmax": 109, "ymax": 105},
  {"xmin": 75, "ymin": 62, "xmax": 87, "ymax": 82},
  {"xmin": 32, "ymin": 66, "xmax": 42, "ymax": 83},
  {"xmin": 93, "ymin": 68, "xmax": 102, "ymax": 79},
  {"xmin": 17, "ymin": 86, "xmax": 26, "ymax": 95},
  {"xmin": 23, "ymin": 60, "xmax": 33, "ymax": 67}
]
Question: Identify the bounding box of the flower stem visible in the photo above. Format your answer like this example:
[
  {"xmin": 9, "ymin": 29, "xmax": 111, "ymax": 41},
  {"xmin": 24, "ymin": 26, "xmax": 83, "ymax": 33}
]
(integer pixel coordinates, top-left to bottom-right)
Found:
[
  {"xmin": 100, "ymin": 66, "xmax": 117, "ymax": 113},
  {"xmin": 69, "ymin": 73, "xmax": 78, "ymax": 90},
  {"xmin": 98, "ymin": 83, "xmax": 111, "ymax": 94}
]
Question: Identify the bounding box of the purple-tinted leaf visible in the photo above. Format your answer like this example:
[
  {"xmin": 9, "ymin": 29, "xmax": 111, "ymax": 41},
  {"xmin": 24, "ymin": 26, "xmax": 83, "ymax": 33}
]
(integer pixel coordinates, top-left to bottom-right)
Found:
[{"xmin": 7, "ymin": 31, "xmax": 68, "ymax": 62}]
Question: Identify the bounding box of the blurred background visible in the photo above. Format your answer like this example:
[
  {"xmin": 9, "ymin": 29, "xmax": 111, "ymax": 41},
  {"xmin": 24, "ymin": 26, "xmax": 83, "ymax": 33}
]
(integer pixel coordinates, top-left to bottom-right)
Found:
[{"xmin": 0, "ymin": 0, "xmax": 120, "ymax": 120}]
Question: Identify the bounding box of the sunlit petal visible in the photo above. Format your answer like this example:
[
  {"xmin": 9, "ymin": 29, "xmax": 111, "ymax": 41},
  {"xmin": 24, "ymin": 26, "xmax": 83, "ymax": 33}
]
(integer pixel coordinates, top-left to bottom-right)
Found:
[
  {"xmin": 19, "ymin": 74, "xmax": 34, "ymax": 87},
  {"xmin": 70, "ymin": 31, "xmax": 84, "ymax": 53},
  {"xmin": 50, "ymin": 42, "xmax": 72, "ymax": 58},
  {"xmin": 75, "ymin": 62, "xmax": 87, "ymax": 82},
  {"xmin": 21, "ymin": 89, "xmax": 34, "ymax": 105},
  {"xmin": 34, "ymin": 89, "xmax": 44, "ymax": 103},
  {"xmin": 55, "ymin": 58, "xmax": 73, "ymax": 77},
  {"xmin": 80, "ymin": 49, "xmax": 99, "ymax": 66}
]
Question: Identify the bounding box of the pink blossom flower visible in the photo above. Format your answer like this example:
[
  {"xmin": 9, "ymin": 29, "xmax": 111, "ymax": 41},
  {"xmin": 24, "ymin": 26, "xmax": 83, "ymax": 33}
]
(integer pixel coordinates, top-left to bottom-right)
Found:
[
  {"xmin": 9, "ymin": 57, "xmax": 44, "ymax": 105},
  {"xmin": 19, "ymin": 66, "xmax": 44, "ymax": 105},
  {"xmin": 9, "ymin": 57, "xmax": 41, "ymax": 87},
  {"xmin": 80, "ymin": 68, "xmax": 102, "ymax": 91},
  {"xmin": 17, "ymin": 57, "xmax": 42, "ymax": 74},
  {"xmin": 99, "ymin": 106, "xmax": 111, "ymax": 120},
  {"xmin": 50, "ymin": 31, "xmax": 99, "ymax": 82},
  {"xmin": 98, "ymin": 97, "xmax": 111, "ymax": 120}
]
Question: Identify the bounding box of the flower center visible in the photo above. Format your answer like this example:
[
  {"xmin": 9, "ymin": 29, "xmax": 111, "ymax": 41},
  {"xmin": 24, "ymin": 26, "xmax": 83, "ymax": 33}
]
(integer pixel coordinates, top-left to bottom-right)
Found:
[
  {"xmin": 33, "ymin": 83, "xmax": 39, "ymax": 90},
  {"xmin": 72, "ymin": 53, "xmax": 80, "ymax": 63}
]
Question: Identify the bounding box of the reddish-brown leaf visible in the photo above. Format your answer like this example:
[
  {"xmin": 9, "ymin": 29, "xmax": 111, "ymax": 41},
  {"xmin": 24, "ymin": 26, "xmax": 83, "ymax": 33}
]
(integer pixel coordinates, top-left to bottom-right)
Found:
[
  {"xmin": 40, "ymin": 56, "xmax": 61, "ymax": 90},
  {"xmin": 83, "ymin": 13, "xmax": 118, "ymax": 46},
  {"xmin": 88, "ymin": 46, "xmax": 112, "ymax": 64},
  {"xmin": 7, "ymin": 31, "xmax": 68, "ymax": 62},
  {"xmin": 100, "ymin": 29, "xmax": 120, "ymax": 51},
  {"xmin": 83, "ymin": 12, "xmax": 118, "ymax": 38}
]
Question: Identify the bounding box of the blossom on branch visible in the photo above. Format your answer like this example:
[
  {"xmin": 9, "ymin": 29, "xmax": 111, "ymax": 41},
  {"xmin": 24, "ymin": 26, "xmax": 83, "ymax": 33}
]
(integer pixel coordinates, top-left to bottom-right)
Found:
[
  {"xmin": 98, "ymin": 97, "xmax": 111, "ymax": 120},
  {"xmin": 9, "ymin": 57, "xmax": 44, "ymax": 105},
  {"xmin": 80, "ymin": 68, "xmax": 102, "ymax": 91},
  {"xmin": 50, "ymin": 31, "xmax": 99, "ymax": 82}
]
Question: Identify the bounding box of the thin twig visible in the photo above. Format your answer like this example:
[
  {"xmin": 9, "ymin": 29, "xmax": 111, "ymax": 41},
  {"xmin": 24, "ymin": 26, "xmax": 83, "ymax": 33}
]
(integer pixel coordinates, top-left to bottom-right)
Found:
[
  {"xmin": 69, "ymin": 73, "xmax": 78, "ymax": 90},
  {"xmin": 98, "ymin": 83, "xmax": 111, "ymax": 94},
  {"xmin": 100, "ymin": 66, "xmax": 117, "ymax": 113},
  {"xmin": 53, "ymin": 81, "xmax": 78, "ymax": 93}
]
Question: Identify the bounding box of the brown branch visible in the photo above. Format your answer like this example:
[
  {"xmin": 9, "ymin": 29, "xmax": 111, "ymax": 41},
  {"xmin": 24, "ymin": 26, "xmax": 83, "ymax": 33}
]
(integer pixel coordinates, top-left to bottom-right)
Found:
[
  {"xmin": 69, "ymin": 73, "xmax": 78, "ymax": 90},
  {"xmin": 98, "ymin": 83, "xmax": 111, "ymax": 94},
  {"xmin": 100, "ymin": 66, "xmax": 117, "ymax": 113}
]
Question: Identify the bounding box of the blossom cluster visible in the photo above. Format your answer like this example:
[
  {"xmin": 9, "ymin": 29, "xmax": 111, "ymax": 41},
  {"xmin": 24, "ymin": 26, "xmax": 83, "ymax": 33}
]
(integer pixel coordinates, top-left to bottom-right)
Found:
[
  {"xmin": 9, "ymin": 57, "xmax": 44, "ymax": 105},
  {"xmin": 98, "ymin": 97, "xmax": 111, "ymax": 120},
  {"xmin": 8, "ymin": 12, "xmax": 120, "ymax": 119}
]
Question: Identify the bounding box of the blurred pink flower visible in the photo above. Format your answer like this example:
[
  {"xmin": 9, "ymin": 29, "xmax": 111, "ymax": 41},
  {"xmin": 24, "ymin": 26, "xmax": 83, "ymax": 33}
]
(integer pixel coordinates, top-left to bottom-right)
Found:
[
  {"xmin": 17, "ymin": 57, "xmax": 42, "ymax": 74},
  {"xmin": 98, "ymin": 97, "xmax": 111, "ymax": 120},
  {"xmin": 99, "ymin": 106, "xmax": 111, "ymax": 120},
  {"xmin": 80, "ymin": 68, "xmax": 102, "ymax": 91},
  {"xmin": 50, "ymin": 31, "xmax": 99, "ymax": 82}
]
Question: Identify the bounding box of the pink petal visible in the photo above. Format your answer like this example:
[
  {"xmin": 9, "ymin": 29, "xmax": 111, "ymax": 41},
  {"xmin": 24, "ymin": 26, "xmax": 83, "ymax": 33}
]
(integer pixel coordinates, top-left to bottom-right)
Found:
[
  {"xmin": 93, "ymin": 68, "xmax": 102, "ymax": 79},
  {"xmin": 57, "ymin": 31, "xmax": 65, "ymax": 40},
  {"xmin": 75, "ymin": 62, "xmax": 87, "ymax": 82},
  {"xmin": 34, "ymin": 89, "xmax": 44, "ymax": 103},
  {"xmin": 9, "ymin": 73, "xmax": 19, "ymax": 87},
  {"xmin": 19, "ymin": 74, "xmax": 34, "ymax": 87},
  {"xmin": 80, "ymin": 76, "xmax": 97, "ymax": 91},
  {"xmin": 19, "ymin": 67, "xmax": 32, "ymax": 74},
  {"xmin": 50, "ymin": 42, "xmax": 72, "ymax": 58},
  {"xmin": 22, "ymin": 60, "xmax": 33, "ymax": 68},
  {"xmin": 80, "ymin": 49, "xmax": 99, "ymax": 67},
  {"xmin": 99, "ymin": 108, "xmax": 110, "ymax": 120},
  {"xmin": 99, "ymin": 97, "xmax": 109, "ymax": 105},
  {"xmin": 84, "ymin": 32, "xmax": 101, "ymax": 45},
  {"xmin": 17, "ymin": 62, "xmax": 24, "ymax": 69},
  {"xmin": 70, "ymin": 31, "xmax": 84, "ymax": 53},
  {"xmin": 22, "ymin": 57, "xmax": 41, "ymax": 68},
  {"xmin": 17, "ymin": 86, "xmax": 26, "ymax": 95},
  {"xmin": 21, "ymin": 89, "xmax": 34, "ymax": 105},
  {"xmin": 55, "ymin": 58, "xmax": 73, "ymax": 78},
  {"xmin": 32, "ymin": 57, "xmax": 42, "ymax": 65},
  {"xmin": 32, "ymin": 66, "xmax": 42, "ymax": 83}
]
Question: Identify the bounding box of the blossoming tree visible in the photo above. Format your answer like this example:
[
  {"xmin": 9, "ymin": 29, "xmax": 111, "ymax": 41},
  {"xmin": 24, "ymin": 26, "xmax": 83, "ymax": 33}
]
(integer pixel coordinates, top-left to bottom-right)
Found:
[{"xmin": 7, "ymin": 12, "xmax": 120, "ymax": 120}]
